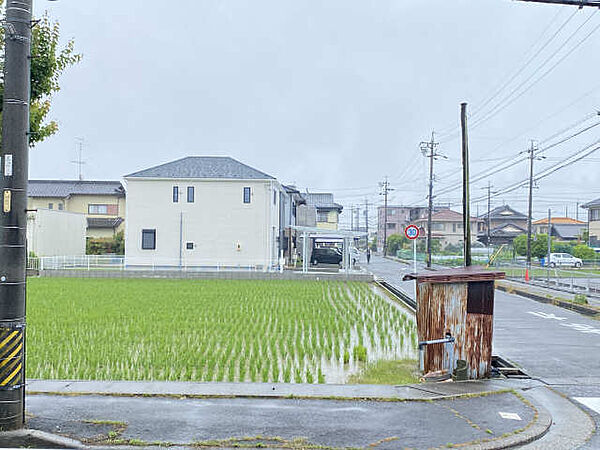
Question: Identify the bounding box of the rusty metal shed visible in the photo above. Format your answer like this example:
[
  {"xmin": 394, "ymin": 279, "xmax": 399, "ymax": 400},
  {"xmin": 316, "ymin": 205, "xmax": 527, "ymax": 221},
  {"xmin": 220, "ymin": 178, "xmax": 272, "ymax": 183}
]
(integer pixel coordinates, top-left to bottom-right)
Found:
[{"xmin": 404, "ymin": 267, "xmax": 505, "ymax": 379}]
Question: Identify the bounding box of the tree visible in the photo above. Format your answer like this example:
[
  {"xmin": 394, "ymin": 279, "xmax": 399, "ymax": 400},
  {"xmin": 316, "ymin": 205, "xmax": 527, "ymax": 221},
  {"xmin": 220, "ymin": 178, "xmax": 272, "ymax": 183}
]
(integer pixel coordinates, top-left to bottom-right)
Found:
[
  {"xmin": 513, "ymin": 234, "xmax": 528, "ymax": 256},
  {"xmin": 386, "ymin": 234, "xmax": 407, "ymax": 255},
  {"xmin": 513, "ymin": 233, "xmax": 551, "ymax": 258},
  {"xmin": 0, "ymin": 6, "xmax": 82, "ymax": 147},
  {"xmin": 572, "ymin": 244, "xmax": 596, "ymax": 261}
]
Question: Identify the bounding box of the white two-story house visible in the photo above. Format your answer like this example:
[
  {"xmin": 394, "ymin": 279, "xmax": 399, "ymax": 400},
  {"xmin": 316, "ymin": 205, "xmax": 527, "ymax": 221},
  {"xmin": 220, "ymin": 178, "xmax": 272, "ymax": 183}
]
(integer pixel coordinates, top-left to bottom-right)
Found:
[{"xmin": 124, "ymin": 156, "xmax": 282, "ymax": 269}]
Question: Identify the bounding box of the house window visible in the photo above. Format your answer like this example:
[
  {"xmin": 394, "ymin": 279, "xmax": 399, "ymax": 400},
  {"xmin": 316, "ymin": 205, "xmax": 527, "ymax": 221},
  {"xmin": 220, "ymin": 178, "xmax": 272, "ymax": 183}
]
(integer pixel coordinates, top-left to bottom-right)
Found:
[
  {"xmin": 141, "ymin": 229, "xmax": 156, "ymax": 250},
  {"xmin": 243, "ymin": 187, "xmax": 251, "ymax": 204},
  {"xmin": 273, "ymin": 190, "xmax": 277, "ymax": 205},
  {"xmin": 431, "ymin": 223, "xmax": 444, "ymax": 231},
  {"xmin": 48, "ymin": 203, "xmax": 53, "ymax": 210},
  {"xmin": 317, "ymin": 212, "xmax": 328, "ymax": 222},
  {"xmin": 591, "ymin": 209, "xmax": 600, "ymax": 222},
  {"xmin": 186, "ymin": 242, "xmax": 194, "ymax": 250},
  {"xmin": 173, "ymin": 186, "xmax": 179, "ymax": 203},
  {"xmin": 386, "ymin": 223, "xmax": 396, "ymax": 229},
  {"xmin": 88, "ymin": 204, "xmax": 109, "ymax": 214},
  {"xmin": 58, "ymin": 203, "xmax": 64, "ymax": 211},
  {"xmin": 187, "ymin": 186, "xmax": 195, "ymax": 203}
]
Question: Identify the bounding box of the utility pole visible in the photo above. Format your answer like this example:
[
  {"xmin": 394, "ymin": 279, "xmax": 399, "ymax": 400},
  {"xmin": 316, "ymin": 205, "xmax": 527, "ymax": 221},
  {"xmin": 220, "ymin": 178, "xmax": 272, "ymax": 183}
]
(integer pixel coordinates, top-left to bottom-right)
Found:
[
  {"xmin": 350, "ymin": 205, "xmax": 354, "ymax": 231},
  {"xmin": 364, "ymin": 199, "xmax": 369, "ymax": 248},
  {"xmin": 0, "ymin": 0, "xmax": 32, "ymax": 431},
  {"xmin": 515, "ymin": 0, "xmax": 600, "ymax": 7},
  {"xmin": 484, "ymin": 181, "xmax": 496, "ymax": 262},
  {"xmin": 526, "ymin": 141, "xmax": 537, "ymax": 271},
  {"xmin": 461, "ymin": 103, "xmax": 472, "ymax": 267},
  {"xmin": 420, "ymin": 131, "xmax": 444, "ymax": 268},
  {"xmin": 546, "ymin": 209, "xmax": 552, "ymax": 285},
  {"xmin": 379, "ymin": 178, "xmax": 394, "ymax": 256}
]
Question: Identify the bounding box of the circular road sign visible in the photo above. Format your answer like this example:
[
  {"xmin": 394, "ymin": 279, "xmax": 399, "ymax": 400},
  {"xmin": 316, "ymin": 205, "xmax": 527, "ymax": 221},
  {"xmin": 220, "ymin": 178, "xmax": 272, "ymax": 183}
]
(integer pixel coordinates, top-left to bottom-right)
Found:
[{"xmin": 405, "ymin": 225, "xmax": 419, "ymax": 240}]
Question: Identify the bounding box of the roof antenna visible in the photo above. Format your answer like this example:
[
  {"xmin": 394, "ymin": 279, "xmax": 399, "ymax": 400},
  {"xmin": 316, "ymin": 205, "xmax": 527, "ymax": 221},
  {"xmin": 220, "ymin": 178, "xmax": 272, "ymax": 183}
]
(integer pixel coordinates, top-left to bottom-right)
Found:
[{"xmin": 70, "ymin": 137, "xmax": 86, "ymax": 181}]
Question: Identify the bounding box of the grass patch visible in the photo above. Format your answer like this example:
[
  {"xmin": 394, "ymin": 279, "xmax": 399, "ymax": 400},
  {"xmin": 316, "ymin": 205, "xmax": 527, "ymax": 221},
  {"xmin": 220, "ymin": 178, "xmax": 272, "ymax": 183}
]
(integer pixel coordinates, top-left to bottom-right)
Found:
[
  {"xmin": 26, "ymin": 278, "xmax": 416, "ymax": 383},
  {"xmin": 347, "ymin": 359, "xmax": 418, "ymax": 385}
]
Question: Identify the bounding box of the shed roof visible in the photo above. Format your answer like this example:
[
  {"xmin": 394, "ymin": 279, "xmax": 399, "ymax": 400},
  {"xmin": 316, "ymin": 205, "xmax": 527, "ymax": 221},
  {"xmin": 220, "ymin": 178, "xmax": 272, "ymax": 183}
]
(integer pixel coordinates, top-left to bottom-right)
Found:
[
  {"xmin": 403, "ymin": 266, "xmax": 505, "ymax": 283},
  {"xmin": 125, "ymin": 156, "xmax": 275, "ymax": 180},
  {"xmin": 28, "ymin": 180, "xmax": 125, "ymax": 198},
  {"xmin": 533, "ymin": 217, "xmax": 585, "ymax": 225}
]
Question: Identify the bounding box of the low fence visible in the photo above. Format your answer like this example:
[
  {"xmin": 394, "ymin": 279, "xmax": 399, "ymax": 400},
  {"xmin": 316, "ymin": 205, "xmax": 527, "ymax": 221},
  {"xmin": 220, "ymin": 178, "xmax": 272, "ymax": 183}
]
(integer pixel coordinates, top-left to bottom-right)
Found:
[{"xmin": 26, "ymin": 255, "xmax": 371, "ymax": 281}]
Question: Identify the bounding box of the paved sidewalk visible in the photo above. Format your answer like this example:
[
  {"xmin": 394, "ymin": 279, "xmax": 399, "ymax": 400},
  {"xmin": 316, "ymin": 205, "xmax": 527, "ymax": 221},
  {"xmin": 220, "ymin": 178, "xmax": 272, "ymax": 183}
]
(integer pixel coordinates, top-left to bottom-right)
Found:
[{"xmin": 22, "ymin": 379, "xmax": 551, "ymax": 449}]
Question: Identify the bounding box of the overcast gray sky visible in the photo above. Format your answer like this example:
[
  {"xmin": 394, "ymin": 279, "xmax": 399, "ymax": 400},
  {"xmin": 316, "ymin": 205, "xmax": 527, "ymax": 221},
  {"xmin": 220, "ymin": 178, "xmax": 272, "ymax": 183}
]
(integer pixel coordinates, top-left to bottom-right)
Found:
[{"xmin": 31, "ymin": 0, "xmax": 600, "ymax": 226}]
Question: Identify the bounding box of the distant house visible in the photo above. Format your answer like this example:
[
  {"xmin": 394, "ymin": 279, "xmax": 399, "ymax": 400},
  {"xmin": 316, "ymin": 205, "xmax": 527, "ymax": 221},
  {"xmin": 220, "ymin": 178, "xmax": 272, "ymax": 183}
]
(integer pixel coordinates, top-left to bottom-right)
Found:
[
  {"xmin": 478, "ymin": 205, "xmax": 527, "ymax": 245},
  {"xmin": 124, "ymin": 156, "xmax": 282, "ymax": 268},
  {"xmin": 582, "ymin": 198, "xmax": 600, "ymax": 247},
  {"xmin": 377, "ymin": 205, "xmax": 444, "ymax": 251},
  {"xmin": 414, "ymin": 209, "xmax": 481, "ymax": 249},
  {"xmin": 533, "ymin": 217, "xmax": 586, "ymax": 241},
  {"xmin": 300, "ymin": 193, "xmax": 343, "ymax": 230},
  {"xmin": 28, "ymin": 180, "xmax": 125, "ymax": 238}
]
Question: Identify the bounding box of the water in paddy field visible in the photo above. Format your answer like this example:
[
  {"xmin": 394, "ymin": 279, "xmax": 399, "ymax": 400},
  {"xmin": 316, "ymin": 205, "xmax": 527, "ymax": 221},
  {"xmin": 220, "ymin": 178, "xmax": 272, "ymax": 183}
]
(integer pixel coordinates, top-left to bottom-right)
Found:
[{"xmin": 308, "ymin": 285, "xmax": 417, "ymax": 384}]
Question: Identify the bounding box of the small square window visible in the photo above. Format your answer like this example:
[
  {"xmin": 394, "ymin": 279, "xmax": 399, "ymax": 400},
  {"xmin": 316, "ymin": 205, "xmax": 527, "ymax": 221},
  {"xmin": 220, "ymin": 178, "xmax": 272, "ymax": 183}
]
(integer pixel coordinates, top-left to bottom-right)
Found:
[
  {"xmin": 58, "ymin": 203, "xmax": 64, "ymax": 211},
  {"xmin": 48, "ymin": 203, "xmax": 53, "ymax": 210},
  {"xmin": 187, "ymin": 186, "xmax": 195, "ymax": 203},
  {"xmin": 173, "ymin": 186, "xmax": 179, "ymax": 203},
  {"xmin": 243, "ymin": 187, "xmax": 251, "ymax": 204},
  {"xmin": 186, "ymin": 242, "xmax": 194, "ymax": 250},
  {"xmin": 141, "ymin": 229, "xmax": 156, "ymax": 250}
]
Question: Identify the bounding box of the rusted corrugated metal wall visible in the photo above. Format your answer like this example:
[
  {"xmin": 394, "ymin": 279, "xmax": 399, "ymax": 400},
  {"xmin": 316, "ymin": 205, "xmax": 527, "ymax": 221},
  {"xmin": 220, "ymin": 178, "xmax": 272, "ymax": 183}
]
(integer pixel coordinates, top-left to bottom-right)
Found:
[{"xmin": 417, "ymin": 281, "xmax": 493, "ymax": 379}]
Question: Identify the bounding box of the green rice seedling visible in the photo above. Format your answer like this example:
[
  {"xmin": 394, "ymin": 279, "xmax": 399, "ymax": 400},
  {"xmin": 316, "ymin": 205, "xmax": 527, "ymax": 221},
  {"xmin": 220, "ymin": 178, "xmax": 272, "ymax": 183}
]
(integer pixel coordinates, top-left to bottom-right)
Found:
[
  {"xmin": 353, "ymin": 345, "xmax": 367, "ymax": 363},
  {"xmin": 343, "ymin": 349, "xmax": 350, "ymax": 364},
  {"xmin": 294, "ymin": 367, "xmax": 303, "ymax": 383},
  {"xmin": 306, "ymin": 369, "xmax": 314, "ymax": 384}
]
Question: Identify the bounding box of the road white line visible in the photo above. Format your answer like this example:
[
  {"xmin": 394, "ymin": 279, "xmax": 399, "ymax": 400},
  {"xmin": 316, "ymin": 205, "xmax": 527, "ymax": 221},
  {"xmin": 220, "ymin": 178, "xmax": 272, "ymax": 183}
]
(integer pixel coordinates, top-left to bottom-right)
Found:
[{"xmin": 574, "ymin": 397, "xmax": 600, "ymax": 414}]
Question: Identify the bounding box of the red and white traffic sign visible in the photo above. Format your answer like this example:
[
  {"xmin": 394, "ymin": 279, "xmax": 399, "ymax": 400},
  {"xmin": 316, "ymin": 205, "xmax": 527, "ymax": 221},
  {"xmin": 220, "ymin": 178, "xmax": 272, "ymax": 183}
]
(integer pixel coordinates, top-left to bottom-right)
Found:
[{"xmin": 404, "ymin": 224, "xmax": 419, "ymax": 240}]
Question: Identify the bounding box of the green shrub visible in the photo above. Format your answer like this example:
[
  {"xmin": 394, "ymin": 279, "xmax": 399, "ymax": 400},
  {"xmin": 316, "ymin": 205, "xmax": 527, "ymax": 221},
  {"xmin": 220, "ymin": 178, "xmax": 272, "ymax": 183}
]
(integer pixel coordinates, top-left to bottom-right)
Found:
[{"xmin": 574, "ymin": 294, "xmax": 588, "ymax": 305}]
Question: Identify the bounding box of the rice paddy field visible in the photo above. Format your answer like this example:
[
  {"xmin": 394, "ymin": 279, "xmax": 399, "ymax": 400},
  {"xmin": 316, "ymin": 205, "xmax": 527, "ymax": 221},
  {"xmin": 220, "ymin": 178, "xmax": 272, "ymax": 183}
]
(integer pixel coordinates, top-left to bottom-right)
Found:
[{"xmin": 26, "ymin": 278, "xmax": 417, "ymax": 384}]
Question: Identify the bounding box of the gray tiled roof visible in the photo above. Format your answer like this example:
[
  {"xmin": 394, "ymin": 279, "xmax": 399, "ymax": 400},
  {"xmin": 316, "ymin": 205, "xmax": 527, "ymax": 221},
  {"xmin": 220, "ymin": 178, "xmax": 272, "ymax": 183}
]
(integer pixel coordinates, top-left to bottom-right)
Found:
[
  {"xmin": 582, "ymin": 198, "xmax": 600, "ymax": 208},
  {"xmin": 125, "ymin": 156, "xmax": 275, "ymax": 180},
  {"xmin": 551, "ymin": 223, "xmax": 587, "ymax": 240},
  {"xmin": 301, "ymin": 193, "xmax": 343, "ymax": 211},
  {"xmin": 28, "ymin": 180, "xmax": 125, "ymax": 198},
  {"xmin": 481, "ymin": 205, "xmax": 527, "ymax": 220}
]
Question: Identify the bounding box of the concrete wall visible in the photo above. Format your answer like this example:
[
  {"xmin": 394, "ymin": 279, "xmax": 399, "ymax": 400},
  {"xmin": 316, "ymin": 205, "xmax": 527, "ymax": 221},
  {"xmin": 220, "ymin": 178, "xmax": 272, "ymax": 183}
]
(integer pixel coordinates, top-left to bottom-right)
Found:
[
  {"xmin": 124, "ymin": 178, "xmax": 282, "ymax": 267},
  {"xmin": 26, "ymin": 209, "xmax": 87, "ymax": 256},
  {"xmin": 28, "ymin": 194, "xmax": 126, "ymax": 238}
]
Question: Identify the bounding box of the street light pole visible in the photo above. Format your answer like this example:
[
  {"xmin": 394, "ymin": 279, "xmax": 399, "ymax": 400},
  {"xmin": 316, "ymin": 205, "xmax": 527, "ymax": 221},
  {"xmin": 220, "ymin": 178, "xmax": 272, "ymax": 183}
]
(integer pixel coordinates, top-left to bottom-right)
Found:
[{"xmin": 0, "ymin": 0, "xmax": 32, "ymax": 431}]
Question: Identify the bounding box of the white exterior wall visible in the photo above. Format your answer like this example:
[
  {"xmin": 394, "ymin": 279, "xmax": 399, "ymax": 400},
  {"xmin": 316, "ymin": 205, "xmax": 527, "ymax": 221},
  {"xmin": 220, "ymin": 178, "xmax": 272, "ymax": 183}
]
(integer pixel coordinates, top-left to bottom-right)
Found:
[
  {"xmin": 26, "ymin": 209, "xmax": 87, "ymax": 257},
  {"xmin": 124, "ymin": 178, "xmax": 282, "ymax": 268}
]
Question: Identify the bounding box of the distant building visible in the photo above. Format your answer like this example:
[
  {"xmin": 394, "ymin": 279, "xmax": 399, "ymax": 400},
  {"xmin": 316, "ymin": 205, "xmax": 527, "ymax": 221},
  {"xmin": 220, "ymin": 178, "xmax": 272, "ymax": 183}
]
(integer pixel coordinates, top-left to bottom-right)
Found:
[
  {"xmin": 532, "ymin": 217, "xmax": 586, "ymax": 241},
  {"xmin": 478, "ymin": 205, "xmax": 527, "ymax": 245},
  {"xmin": 582, "ymin": 198, "xmax": 600, "ymax": 247},
  {"xmin": 124, "ymin": 156, "xmax": 282, "ymax": 268},
  {"xmin": 28, "ymin": 180, "xmax": 125, "ymax": 238},
  {"xmin": 414, "ymin": 209, "xmax": 482, "ymax": 249},
  {"xmin": 377, "ymin": 205, "xmax": 444, "ymax": 251},
  {"xmin": 300, "ymin": 193, "xmax": 343, "ymax": 230}
]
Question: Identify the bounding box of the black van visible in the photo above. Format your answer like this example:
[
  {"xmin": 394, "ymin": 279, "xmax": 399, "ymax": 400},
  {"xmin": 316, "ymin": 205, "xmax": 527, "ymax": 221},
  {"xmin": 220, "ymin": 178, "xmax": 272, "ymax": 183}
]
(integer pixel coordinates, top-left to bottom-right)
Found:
[{"xmin": 311, "ymin": 247, "xmax": 343, "ymax": 265}]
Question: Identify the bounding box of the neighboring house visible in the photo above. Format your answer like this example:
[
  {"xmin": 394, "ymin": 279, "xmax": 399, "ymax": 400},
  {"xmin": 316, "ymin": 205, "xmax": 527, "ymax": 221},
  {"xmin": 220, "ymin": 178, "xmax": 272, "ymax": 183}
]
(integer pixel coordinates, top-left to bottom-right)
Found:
[
  {"xmin": 582, "ymin": 198, "xmax": 600, "ymax": 247},
  {"xmin": 414, "ymin": 209, "xmax": 482, "ymax": 248},
  {"xmin": 26, "ymin": 209, "xmax": 87, "ymax": 257},
  {"xmin": 478, "ymin": 205, "xmax": 528, "ymax": 245},
  {"xmin": 280, "ymin": 185, "xmax": 307, "ymax": 262},
  {"xmin": 28, "ymin": 180, "xmax": 126, "ymax": 238},
  {"xmin": 300, "ymin": 193, "xmax": 343, "ymax": 230},
  {"xmin": 124, "ymin": 156, "xmax": 282, "ymax": 268},
  {"xmin": 533, "ymin": 217, "xmax": 586, "ymax": 241},
  {"xmin": 376, "ymin": 205, "xmax": 445, "ymax": 251}
]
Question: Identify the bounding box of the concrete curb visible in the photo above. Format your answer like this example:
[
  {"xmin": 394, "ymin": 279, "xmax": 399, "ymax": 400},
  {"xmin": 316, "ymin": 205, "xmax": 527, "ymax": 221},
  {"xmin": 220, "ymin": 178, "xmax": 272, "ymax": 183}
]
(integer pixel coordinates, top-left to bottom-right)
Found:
[
  {"xmin": 496, "ymin": 281, "xmax": 600, "ymax": 317},
  {"xmin": 0, "ymin": 429, "xmax": 85, "ymax": 449}
]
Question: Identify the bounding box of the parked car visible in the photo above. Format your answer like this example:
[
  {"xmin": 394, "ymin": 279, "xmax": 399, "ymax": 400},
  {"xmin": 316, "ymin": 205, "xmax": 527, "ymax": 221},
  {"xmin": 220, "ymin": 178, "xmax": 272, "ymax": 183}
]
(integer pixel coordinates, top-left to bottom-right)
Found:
[
  {"xmin": 311, "ymin": 247, "xmax": 343, "ymax": 265},
  {"xmin": 547, "ymin": 253, "xmax": 582, "ymax": 268}
]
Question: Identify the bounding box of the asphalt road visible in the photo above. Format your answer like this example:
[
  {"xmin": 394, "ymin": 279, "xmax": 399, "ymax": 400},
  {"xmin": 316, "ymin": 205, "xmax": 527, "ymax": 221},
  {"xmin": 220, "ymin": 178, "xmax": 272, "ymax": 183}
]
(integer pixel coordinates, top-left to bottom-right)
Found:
[
  {"xmin": 26, "ymin": 392, "xmax": 535, "ymax": 449},
  {"xmin": 367, "ymin": 255, "xmax": 600, "ymax": 448}
]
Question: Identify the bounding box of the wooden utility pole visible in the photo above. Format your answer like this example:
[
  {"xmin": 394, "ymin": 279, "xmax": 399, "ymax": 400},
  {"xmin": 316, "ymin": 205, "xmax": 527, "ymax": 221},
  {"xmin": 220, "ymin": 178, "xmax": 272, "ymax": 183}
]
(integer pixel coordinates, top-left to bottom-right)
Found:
[
  {"xmin": 546, "ymin": 209, "xmax": 552, "ymax": 285},
  {"xmin": 461, "ymin": 103, "xmax": 472, "ymax": 267}
]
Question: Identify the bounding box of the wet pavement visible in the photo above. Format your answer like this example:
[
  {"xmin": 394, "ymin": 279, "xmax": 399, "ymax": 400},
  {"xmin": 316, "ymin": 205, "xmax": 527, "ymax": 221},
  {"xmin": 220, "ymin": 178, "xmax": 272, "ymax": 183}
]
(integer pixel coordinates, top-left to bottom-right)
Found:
[{"xmin": 26, "ymin": 390, "xmax": 539, "ymax": 449}]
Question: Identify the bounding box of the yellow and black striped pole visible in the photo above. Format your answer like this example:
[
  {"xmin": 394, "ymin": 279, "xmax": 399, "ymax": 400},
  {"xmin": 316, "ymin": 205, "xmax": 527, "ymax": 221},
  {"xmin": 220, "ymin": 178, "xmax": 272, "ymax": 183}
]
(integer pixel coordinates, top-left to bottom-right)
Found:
[{"xmin": 0, "ymin": 0, "xmax": 32, "ymax": 431}]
